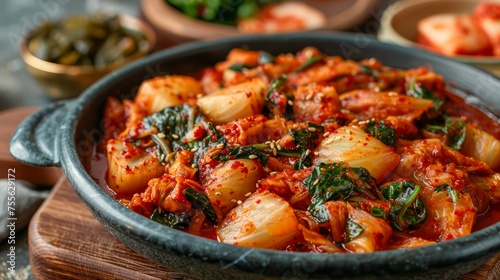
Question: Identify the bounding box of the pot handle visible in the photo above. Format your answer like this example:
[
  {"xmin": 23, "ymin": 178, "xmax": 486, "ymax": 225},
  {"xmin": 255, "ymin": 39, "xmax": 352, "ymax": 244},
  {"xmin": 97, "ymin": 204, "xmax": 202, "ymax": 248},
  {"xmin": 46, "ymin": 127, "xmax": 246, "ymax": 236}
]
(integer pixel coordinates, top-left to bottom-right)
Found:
[{"xmin": 9, "ymin": 100, "xmax": 73, "ymax": 167}]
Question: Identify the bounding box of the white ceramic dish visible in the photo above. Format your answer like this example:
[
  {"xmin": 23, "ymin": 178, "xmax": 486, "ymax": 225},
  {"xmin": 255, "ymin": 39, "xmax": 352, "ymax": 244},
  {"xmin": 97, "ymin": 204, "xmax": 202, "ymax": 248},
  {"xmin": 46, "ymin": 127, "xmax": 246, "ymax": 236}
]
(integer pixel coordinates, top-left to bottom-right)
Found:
[{"xmin": 378, "ymin": 0, "xmax": 500, "ymax": 76}]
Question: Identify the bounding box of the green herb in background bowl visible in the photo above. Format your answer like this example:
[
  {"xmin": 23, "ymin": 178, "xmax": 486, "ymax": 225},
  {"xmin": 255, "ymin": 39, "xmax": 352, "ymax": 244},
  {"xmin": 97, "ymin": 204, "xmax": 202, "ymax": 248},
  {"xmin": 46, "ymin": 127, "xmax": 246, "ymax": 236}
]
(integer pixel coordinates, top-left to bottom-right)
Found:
[{"xmin": 166, "ymin": 0, "xmax": 282, "ymax": 25}]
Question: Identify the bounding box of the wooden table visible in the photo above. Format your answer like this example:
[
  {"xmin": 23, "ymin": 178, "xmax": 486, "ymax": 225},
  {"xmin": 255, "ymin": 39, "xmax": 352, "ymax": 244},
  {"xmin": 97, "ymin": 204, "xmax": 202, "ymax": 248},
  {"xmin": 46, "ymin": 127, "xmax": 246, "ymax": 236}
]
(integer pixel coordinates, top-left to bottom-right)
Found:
[{"xmin": 4, "ymin": 107, "xmax": 500, "ymax": 279}]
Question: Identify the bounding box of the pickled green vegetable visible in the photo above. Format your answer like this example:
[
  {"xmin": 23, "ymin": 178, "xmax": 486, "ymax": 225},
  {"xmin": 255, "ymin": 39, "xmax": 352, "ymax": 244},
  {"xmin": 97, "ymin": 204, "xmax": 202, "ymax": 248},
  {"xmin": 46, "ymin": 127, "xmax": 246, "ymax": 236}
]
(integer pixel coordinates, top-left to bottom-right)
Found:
[{"xmin": 27, "ymin": 13, "xmax": 149, "ymax": 67}]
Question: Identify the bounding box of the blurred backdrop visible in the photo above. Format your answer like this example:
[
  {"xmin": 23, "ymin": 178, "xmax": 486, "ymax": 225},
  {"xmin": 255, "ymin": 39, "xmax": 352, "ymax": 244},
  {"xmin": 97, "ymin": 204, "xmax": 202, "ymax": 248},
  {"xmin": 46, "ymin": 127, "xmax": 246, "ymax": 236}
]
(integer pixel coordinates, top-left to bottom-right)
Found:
[
  {"xmin": 0, "ymin": 0, "xmax": 396, "ymax": 111},
  {"xmin": 0, "ymin": 0, "xmax": 140, "ymax": 110}
]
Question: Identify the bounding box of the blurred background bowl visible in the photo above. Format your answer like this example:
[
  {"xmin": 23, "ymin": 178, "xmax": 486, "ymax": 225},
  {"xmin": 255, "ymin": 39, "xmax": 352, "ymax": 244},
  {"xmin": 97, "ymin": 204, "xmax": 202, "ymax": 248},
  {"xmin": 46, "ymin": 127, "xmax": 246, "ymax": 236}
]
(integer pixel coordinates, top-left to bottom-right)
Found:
[
  {"xmin": 140, "ymin": 0, "xmax": 378, "ymax": 48},
  {"xmin": 19, "ymin": 14, "xmax": 156, "ymax": 100},
  {"xmin": 378, "ymin": 0, "xmax": 500, "ymax": 76}
]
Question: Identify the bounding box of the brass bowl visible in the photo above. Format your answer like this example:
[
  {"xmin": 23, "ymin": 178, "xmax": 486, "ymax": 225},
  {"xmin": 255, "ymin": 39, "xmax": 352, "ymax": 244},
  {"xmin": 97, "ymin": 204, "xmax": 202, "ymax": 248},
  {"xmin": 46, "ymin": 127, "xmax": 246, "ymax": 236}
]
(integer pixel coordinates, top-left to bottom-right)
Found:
[{"xmin": 19, "ymin": 14, "xmax": 156, "ymax": 99}]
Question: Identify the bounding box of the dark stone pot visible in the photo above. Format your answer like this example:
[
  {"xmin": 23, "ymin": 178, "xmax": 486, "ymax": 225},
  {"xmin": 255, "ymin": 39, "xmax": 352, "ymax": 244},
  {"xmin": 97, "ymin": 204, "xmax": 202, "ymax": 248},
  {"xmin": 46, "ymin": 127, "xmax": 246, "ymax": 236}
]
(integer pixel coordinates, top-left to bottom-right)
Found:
[{"xmin": 10, "ymin": 33, "xmax": 500, "ymax": 280}]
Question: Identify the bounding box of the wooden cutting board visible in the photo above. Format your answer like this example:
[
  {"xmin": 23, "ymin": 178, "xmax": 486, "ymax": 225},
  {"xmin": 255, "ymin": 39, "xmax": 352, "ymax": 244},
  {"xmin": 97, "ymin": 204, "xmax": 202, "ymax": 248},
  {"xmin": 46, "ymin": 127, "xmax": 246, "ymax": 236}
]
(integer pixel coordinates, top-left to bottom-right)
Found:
[
  {"xmin": 29, "ymin": 177, "xmax": 196, "ymax": 280},
  {"xmin": 4, "ymin": 107, "xmax": 499, "ymax": 279}
]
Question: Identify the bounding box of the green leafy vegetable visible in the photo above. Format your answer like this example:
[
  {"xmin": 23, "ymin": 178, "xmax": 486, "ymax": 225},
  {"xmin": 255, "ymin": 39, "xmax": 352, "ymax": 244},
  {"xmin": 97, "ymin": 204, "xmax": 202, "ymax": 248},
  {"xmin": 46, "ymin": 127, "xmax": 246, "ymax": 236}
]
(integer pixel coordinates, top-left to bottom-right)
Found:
[
  {"xmin": 143, "ymin": 105, "xmax": 204, "ymax": 138},
  {"xmin": 295, "ymin": 56, "xmax": 322, "ymax": 72},
  {"xmin": 184, "ymin": 122, "xmax": 229, "ymax": 164},
  {"xmin": 264, "ymin": 75, "xmax": 295, "ymax": 119},
  {"xmin": 362, "ymin": 120, "xmax": 397, "ymax": 148},
  {"xmin": 138, "ymin": 104, "xmax": 230, "ymax": 165},
  {"xmin": 228, "ymin": 63, "xmax": 254, "ymax": 72},
  {"xmin": 371, "ymin": 207, "xmax": 387, "ymax": 219},
  {"xmin": 183, "ymin": 188, "xmax": 218, "ymax": 224},
  {"xmin": 406, "ymin": 76, "xmax": 444, "ymax": 112},
  {"xmin": 345, "ymin": 219, "xmax": 364, "ymax": 242},
  {"xmin": 269, "ymin": 125, "xmax": 322, "ymax": 169},
  {"xmin": 304, "ymin": 162, "xmax": 374, "ymax": 223},
  {"xmin": 211, "ymin": 124, "xmax": 321, "ymax": 168},
  {"xmin": 380, "ymin": 180, "xmax": 427, "ymax": 231},
  {"xmin": 444, "ymin": 117, "xmax": 467, "ymax": 150},
  {"xmin": 141, "ymin": 104, "xmax": 206, "ymax": 163},
  {"xmin": 434, "ymin": 184, "xmax": 459, "ymax": 203},
  {"xmin": 425, "ymin": 117, "xmax": 466, "ymax": 150},
  {"xmin": 360, "ymin": 65, "xmax": 379, "ymax": 78},
  {"xmin": 265, "ymin": 75, "xmax": 287, "ymax": 105},
  {"xmin": 166, "ymin": 0, "xmax": 281, "ymax": 25},
  {"xmin": 237, "ymin": 0, "xmax": 259, "ymax": 18},
  {"xmin": 352, "ymin": 167, "xmax": 383, "ymax": 200},
  {"xmin": 258, "ymin": 51, "xmax": 275, "ymax": 64},
  {"xmin": 212, "ymin": 145, "xmax": 269, "ymax": 165},
  {"xmin": 151, "ymin": 209, "xmax": 191, "ymax": 229}
]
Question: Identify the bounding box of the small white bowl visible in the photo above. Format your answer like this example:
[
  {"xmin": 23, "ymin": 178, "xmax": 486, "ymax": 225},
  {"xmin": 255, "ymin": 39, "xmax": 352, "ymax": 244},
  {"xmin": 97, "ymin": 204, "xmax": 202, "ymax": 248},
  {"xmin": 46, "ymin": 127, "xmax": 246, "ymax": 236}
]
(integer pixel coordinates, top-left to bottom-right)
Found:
[{"xmin": 378, "ymin": 0, "xmax": 500, "ymax": 76}]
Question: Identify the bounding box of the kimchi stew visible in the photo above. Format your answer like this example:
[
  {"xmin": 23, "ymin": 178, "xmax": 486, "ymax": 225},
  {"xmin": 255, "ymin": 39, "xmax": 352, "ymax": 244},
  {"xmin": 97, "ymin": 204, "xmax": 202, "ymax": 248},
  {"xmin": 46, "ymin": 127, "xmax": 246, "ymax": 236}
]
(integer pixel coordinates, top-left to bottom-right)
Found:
[{"xmin": 90, "ymin": 47, "xmax": 500, "ymax": 253}]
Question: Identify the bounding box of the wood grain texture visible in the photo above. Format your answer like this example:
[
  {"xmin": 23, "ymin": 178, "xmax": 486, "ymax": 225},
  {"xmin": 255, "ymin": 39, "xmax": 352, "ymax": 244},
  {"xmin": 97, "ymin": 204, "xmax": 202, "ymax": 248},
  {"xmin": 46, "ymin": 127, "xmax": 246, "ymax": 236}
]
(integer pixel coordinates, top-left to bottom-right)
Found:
[
  {"xmin": 29, "ymin": 177, "xmax": 196, "ymax": 280},
  {"xmin": 0, "ymin": 106, "xmax": 61, "ymax": 186},
  {"xmin": 28, "ymin": 177, "xmax": 499, "ymax": 280}
]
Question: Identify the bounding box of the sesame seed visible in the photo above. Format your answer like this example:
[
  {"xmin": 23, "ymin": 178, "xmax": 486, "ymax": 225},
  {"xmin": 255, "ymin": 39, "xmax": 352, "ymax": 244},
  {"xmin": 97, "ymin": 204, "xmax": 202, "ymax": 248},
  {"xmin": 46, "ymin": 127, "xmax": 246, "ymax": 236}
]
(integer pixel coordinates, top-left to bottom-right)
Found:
[
  {"xmin": 216, "ymin": 143, "xmax": 224, "ymax": 149},
  {"xmin": 191, "ymin": 147, "xmax": 199, "ymax": 152},
  {"xmin": 196, "ymin": 93, "xmax": 203, "ymax": 99},
  {"xmin": 215, "ymin": 191, "xmax": 222, "ymax": 196},
  {"xmin": 157, "ymin": 132, "xmax": 166, "ymax": 138},
  {"xmin": 231, "ymin": 199, "xmax": 237, "ymax": 203},
  {"xmin": 248, "ymin": 155, "xmax": 258, "ymax": 159},
  {"xmin": 277, "ymin": 144, "xmax": 282, "ymax": 150},
  {"xmin": 270, "ymin": 142, "xmax": 275, "ymax": 150},
  {"xmin": 323, "ymin": 132, "xmax": 330, "ymax": 137},
  {"xmin": 237, "ymin": 200, "xmax": 242, "ymax": 205},
  {"xmin": 305, "ymin": 93, "xmax": 313, "ymax": 100},
  {"xmin": 374, "ymin": 86, "xmax": 381, "ymax": 92},
  {"xmin": 172, "ymin": 134, "xmax": 180, "ymax": 139},
  {"xmin": 191, "ymin": 163, "xmax": 198, "ymax": 169},
  {"xmin": 308, "ymin": 127, "xmax": 316, "ymax": 132},
  {"xmin": 313, "ymin": 178, "xmax": 320, "ymax": 185},
  {"xmin": 305, "ymin": 149, "xmax": 311, "ymax": 156},
  {"xmin": 159, "ymin": 154, "xmax": 166, "ymax": 161},
  {"xmin": 388, "ymin": 91, "xmax": 398, "ymax": 97},
  {"xmin": 273, "ymin": 149, "xmax": 278, "ymax": 156},
  {"xmin": 288, "ymin": 100, "xmax": 294, "ymax": 106},
  {"xmin": 270, "ymin": 171, "xmax": 277, "ymax": 175},
  {"xmin": 245, "ymin": 192, "xmax": 252, "ymax": 197}
]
